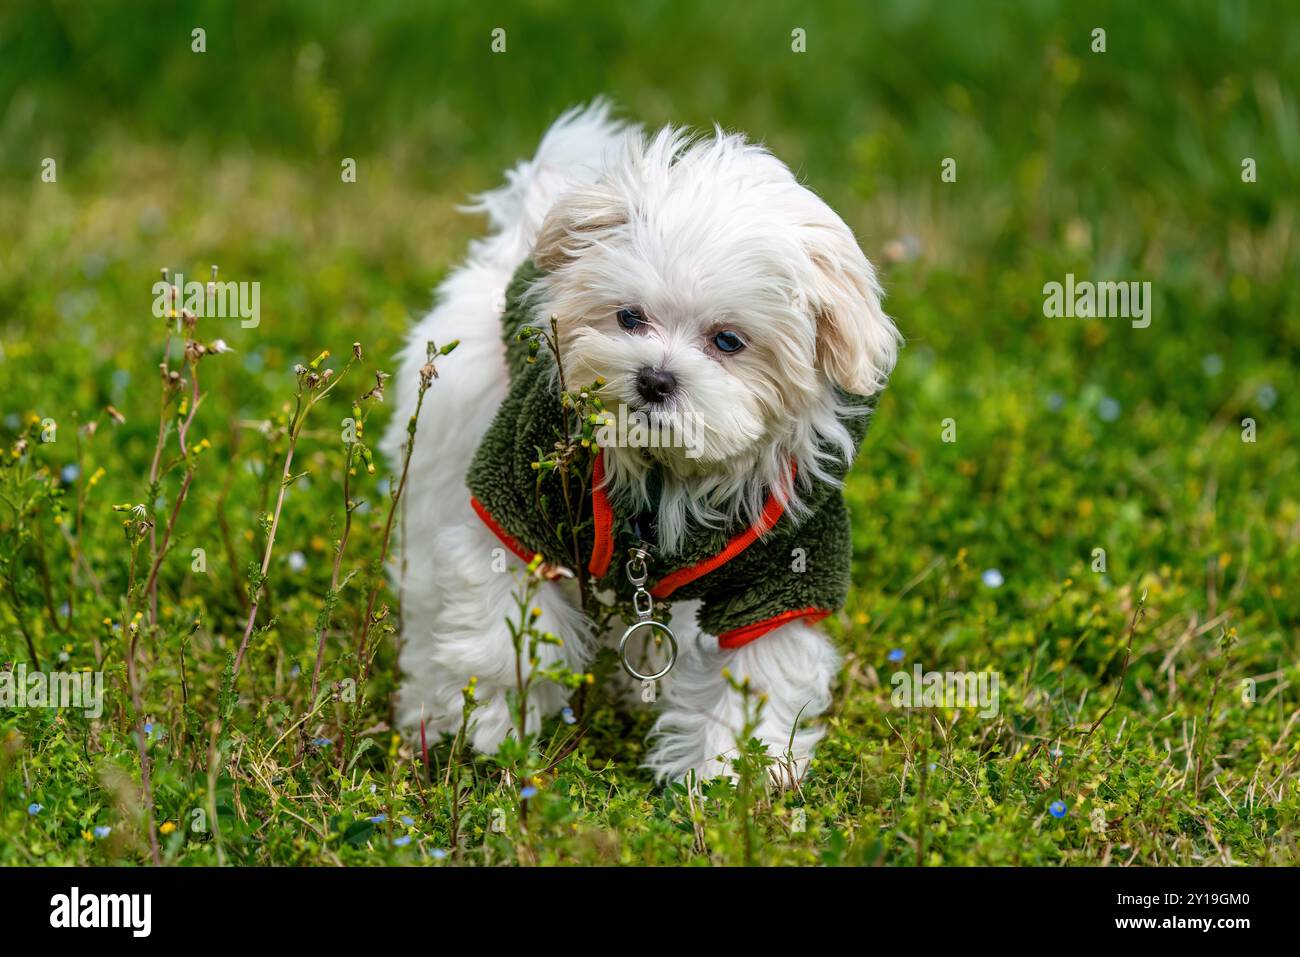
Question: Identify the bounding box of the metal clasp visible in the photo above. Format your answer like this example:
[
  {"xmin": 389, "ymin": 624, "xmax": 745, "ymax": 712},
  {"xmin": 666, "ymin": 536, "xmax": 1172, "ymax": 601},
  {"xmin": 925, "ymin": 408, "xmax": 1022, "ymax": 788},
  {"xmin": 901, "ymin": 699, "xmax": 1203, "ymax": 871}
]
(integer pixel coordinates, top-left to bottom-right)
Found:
[{"xmin": 618, "ymin": 544, "xmax": 677, "ymax": 681}]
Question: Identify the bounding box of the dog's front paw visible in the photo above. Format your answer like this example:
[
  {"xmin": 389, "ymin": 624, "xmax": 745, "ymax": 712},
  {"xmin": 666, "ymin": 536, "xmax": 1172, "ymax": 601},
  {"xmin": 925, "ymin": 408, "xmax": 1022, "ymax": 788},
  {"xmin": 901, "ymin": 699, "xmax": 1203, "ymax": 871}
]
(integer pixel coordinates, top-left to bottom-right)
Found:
[
  {"xmin": 643, "ymin": 702, "xmax": 815, "ymax": 786},
  {"xmin": 645, "ymin": 725, "xmax": 814, "ymax": 789},
  {"xmin": 645, "ymin": 738, "xmax": 737, "ymax": 786},
  {"xmin": 642, "ymin": 620, "xmax": 835, "ymax": 787}
]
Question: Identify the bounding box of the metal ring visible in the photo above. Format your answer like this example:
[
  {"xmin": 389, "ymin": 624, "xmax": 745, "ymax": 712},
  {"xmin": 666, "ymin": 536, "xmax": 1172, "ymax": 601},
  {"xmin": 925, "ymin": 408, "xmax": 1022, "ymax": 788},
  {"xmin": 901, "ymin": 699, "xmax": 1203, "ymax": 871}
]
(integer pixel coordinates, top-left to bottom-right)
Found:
[{"xmin": 618, "ymin": 619, "xmax": 677, "ymax": 682}]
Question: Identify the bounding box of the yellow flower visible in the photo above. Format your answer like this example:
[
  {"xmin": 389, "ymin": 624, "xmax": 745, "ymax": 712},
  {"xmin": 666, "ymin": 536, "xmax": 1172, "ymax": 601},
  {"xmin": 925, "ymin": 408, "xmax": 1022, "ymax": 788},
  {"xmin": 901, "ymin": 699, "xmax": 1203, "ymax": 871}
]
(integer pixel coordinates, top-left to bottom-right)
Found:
[{"xmin": 160, "ymin": 821, "xmax": 177, "ymax": 835}]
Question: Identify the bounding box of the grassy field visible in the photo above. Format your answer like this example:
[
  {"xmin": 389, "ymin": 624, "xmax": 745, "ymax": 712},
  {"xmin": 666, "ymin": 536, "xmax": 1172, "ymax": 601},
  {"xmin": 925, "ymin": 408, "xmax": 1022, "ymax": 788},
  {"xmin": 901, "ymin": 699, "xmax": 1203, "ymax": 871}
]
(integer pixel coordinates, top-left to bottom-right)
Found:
[{"xmin": 1, "ymin": 1, "xmax": 1297, "ymax": 865}]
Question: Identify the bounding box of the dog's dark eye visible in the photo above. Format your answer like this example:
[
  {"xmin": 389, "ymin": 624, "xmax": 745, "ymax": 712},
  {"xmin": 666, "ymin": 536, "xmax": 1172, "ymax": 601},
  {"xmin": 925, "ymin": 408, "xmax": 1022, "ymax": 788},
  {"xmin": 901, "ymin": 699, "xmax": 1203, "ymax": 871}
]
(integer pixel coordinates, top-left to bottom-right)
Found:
[
  {"xmin": 713, "ymin": 330, "xmax": 745, "ymax": 354},
  {"xmin": 617, "ymin": 307, "xmax": 646, "ymax": 331}
]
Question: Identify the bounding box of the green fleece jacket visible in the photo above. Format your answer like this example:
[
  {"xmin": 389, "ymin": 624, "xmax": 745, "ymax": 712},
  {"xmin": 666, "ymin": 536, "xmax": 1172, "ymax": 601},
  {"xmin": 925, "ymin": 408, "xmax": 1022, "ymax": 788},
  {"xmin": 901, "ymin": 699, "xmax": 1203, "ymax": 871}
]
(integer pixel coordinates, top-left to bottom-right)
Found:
[{"xmin": 466, "ymin": 260, "xmax": 873, "ymax": 648}]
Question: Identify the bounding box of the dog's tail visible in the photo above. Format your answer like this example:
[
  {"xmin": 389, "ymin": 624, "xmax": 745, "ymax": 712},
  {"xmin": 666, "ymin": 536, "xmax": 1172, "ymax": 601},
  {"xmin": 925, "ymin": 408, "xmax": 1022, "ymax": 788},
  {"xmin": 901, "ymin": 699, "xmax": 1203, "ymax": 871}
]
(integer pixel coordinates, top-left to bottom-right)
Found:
[{"xmin": 463, "ymin": 98, "xmax": 633, "ymax": 267}]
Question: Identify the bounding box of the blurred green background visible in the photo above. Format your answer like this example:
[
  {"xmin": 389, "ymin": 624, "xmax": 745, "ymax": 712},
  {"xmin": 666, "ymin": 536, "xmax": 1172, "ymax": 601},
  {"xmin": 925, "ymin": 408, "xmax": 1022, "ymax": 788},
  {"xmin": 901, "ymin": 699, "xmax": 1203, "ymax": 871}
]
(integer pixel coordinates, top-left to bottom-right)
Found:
[
  {"xmin": 0, "ymin": 1, "xmax": 1297, "ymax": 864},
  {"xmin": 3, "ymin": 0, "xmax": 1297, "ymax": 417}
]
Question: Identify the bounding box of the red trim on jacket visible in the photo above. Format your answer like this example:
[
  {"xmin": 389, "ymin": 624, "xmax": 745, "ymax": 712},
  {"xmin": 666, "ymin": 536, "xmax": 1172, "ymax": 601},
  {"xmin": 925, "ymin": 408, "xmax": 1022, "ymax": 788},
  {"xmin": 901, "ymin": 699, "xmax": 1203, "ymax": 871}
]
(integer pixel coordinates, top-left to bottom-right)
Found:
[
  {"xmin": 649, "ymin": 487, "xmax": 788, "ymax": 599},
  {"xmin": 475, "ymin": 457, "xmax": 811, "ymax": 649},
  {"xmin": 588, "ymin": 453, "xmax": 615, "ymax": 577},
  {"xmin": 470, "ymin": 495, "xmax": 536, "ymax": 566},
  {"xmin": 717, "ymin": 608, "xmax": 830, "ymax": 649}
]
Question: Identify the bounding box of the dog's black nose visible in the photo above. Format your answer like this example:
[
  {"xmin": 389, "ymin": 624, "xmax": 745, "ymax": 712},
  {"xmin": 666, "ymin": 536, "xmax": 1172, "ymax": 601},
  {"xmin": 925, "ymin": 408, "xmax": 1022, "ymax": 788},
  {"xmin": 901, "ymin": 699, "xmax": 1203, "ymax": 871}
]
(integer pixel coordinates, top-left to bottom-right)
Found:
[{"xmin": 635, "ymin": 367, "xmax": 677, "ymax": 404}]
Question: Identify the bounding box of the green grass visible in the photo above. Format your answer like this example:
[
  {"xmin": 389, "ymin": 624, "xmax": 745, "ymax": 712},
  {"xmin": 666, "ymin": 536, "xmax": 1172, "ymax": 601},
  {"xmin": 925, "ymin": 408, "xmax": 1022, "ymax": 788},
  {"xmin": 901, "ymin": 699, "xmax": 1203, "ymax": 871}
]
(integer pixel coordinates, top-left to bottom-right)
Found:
[{"xmin": 1, "ymin": 0, "xmax": 1297, "ymax": 865}]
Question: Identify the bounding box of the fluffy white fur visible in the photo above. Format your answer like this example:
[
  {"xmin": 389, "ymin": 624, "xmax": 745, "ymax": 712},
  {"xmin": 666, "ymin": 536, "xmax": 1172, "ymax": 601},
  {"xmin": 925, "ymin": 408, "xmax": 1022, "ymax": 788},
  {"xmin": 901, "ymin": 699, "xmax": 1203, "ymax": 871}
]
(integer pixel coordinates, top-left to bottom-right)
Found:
[{"xmin": 383, "ymin": 101, "xmax": 899, "ymax": 783}]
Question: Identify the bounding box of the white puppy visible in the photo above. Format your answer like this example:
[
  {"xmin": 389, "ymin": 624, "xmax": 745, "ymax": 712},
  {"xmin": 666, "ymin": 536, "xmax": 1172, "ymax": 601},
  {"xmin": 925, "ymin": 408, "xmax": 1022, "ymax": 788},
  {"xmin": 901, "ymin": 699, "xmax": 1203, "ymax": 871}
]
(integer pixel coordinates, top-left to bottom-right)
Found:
[{"xmin": 383, "ymin": 101, "xmax": 899, "ymax": 783}]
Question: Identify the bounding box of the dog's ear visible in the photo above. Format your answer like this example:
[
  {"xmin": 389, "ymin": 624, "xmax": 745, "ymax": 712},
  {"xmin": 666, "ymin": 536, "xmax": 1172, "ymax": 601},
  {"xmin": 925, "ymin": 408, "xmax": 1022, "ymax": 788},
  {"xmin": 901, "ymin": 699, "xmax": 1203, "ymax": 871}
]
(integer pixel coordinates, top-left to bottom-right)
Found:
[
  {"xmin": 801, "ymin": 217, "xmax": 900, "ymax": 396},
  {"xmin": 532, "ymin": 184, "xmax": 627, "ymax": 272}
]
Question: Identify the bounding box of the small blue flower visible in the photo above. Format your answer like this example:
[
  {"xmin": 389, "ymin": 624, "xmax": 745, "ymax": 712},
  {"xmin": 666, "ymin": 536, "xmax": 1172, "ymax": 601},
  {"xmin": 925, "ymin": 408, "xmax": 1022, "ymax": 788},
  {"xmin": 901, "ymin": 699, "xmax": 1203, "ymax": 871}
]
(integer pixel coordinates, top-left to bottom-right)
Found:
[
  {"xmin": 1201, "ymin": 354, "xmax": 1224, "ymax": 377},
  {"xmin": 27, "ymin": 803, "xmax": 42, "ymax": 816},
  {"xmin": 144, "ymin": 722, "xmax": 154, "ymax": 736},
  {"xmin": 287, "ymin": 551, "xmax": 308, "ymax": 573},
  {"xmin": 927, "ymin": 762, "xmax": 937, "ymax": 772},
  {"xmin": 1097, "ymin": 397, "xmax": 1121, "ymax": 422},
  {"xmin": 94, "ymin": 825, "xmax": 112, "ymax": 838},
  {"xmin": 312, "ymin": 737, "xmax": 333, "ymax": 747},
  {"xmin": 400, "ymin": 815, "xmax": 414, "ymax": 826},
  {"xmin": 1257, "ymin": 383, "xmax": 1278, "ymax": 410},
  {"xmin": 1045, "ymin": 392, "xmax": 1065, "ymax": 412},
  {"xmin": 290, "ymin": 664, "xmax": 301, "ymax": 678},
  {"xmin": 61, "ymin": 464, "xmax": 81, "ymax": 483},
  {"xmin": 368, "ymin": 814, "xmax": 387, "ymax": 824},
  {"xmin": 982, "ymin": 568, "xmax": 1004, "ymax": 588},
  {"xmin": 1049, "ymin": 747, "xmax": 1064, "ymax": 763},
  {"xmin": 431, "ymin": 848, "xmax": 448, "ymax": 860},
  {"xmin": 561, "ymin": 706, "xmax": 576, "ymax": 725},
  {"xmin": 1049, "ymin": 800, "xmax": 1068, "ymax": 818},
  {"xmin": 393, "ymin": 835, "xmax": 411, "ymax": 847},
  {"xmin": 887, "ymin": 648, "xmax": 905, "ymax": 663},
  {"xmin": 520, "ymin": 785, "xmax": 538, "ymax": 800},
  {"xmin": 81, "ymin": 251, "xmax": 107, "ymax": 279}
]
